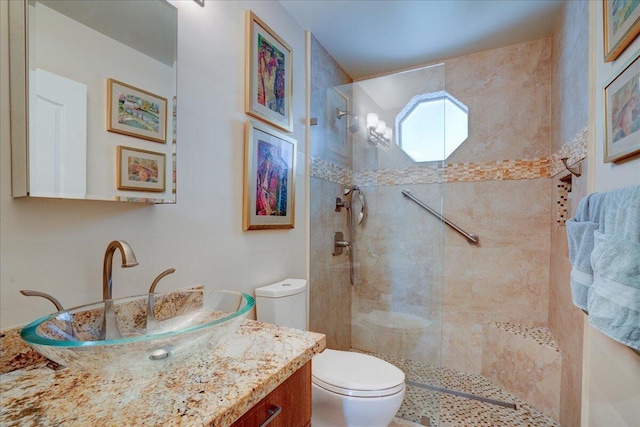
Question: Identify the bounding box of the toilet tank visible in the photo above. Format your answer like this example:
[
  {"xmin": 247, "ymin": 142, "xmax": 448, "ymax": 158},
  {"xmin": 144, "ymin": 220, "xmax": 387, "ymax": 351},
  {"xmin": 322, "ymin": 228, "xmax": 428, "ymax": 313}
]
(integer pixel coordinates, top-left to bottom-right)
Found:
[{"xmin": 255, "ymin": 279, "xmax": 307, "ymax": 330}]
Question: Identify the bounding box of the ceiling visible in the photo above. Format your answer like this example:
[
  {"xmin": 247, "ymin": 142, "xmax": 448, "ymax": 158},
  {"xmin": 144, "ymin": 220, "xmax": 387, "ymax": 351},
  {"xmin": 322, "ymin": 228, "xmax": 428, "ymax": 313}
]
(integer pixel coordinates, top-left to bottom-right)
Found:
[{"xmin": 280, "ymin": 0, "xmax": 564, "ymax": 80}]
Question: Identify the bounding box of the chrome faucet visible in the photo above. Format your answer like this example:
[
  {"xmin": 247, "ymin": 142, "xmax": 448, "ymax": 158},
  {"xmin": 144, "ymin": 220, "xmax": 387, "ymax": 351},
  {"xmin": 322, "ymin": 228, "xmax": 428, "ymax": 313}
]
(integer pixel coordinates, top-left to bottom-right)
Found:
[{"xmin": 101, "ymin": 240, "xmax": 138, "ymax": 339}]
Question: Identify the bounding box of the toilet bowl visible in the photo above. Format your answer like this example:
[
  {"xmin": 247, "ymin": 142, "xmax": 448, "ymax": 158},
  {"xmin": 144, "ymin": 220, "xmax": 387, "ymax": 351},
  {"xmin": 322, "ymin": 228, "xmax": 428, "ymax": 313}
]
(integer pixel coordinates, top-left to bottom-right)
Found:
[
  {"xmin": 254, "ymin": 279, "xmax": 406, "ymax": 427},
  {"xmin": 311, "ymin": 349, "xmax": 405, "ymax": 427}
]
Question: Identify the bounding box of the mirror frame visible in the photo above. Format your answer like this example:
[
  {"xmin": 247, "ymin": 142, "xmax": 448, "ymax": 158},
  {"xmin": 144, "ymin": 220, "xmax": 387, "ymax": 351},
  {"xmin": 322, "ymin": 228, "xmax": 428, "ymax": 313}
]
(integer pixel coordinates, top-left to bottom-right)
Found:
[{"xmin": 8, "ymin": 0, "xmax": 28, "ymax": 197}]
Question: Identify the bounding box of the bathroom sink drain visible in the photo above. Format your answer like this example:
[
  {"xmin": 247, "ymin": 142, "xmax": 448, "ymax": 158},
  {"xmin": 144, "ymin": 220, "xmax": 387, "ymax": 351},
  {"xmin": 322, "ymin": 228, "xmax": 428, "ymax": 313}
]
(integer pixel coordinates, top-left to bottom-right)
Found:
[{"xmin": 147, "ymin": 345, "xmax": 174, "ymax": 360}]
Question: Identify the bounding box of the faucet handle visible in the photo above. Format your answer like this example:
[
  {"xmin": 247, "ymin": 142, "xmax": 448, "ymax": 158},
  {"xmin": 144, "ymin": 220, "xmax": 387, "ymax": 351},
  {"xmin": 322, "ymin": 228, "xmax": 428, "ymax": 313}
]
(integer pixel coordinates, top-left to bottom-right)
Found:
[
  {"xmin": 148, "ymin": 268, "xmax": 176, "ymax": 294},
  {"xmin": 20, "ymin": 290, "xmax": 77, "ymax": 340},
  {"xmin": 20, "ymin": 290, "xmax": 64, "ymax": 311},
  {"xmin": 146, "ymin": 268, "xmax": 176, "ymax": 332},
  {"xmin": 335, "ymin": 197, "xmax": 350, "ymax": 212}
]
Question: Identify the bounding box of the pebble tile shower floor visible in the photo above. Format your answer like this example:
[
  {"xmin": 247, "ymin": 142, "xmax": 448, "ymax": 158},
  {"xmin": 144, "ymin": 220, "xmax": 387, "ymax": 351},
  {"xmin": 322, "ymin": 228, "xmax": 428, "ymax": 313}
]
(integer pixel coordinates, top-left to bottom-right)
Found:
[{"xmin": 356, "ymin": 350, "xmax": 560, "ymax": 427}]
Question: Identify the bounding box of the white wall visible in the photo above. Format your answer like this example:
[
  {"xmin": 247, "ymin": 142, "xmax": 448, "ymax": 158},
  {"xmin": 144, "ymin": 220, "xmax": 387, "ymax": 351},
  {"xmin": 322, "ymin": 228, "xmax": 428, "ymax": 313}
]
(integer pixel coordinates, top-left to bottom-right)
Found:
[
  {"xmin": 583, "ymin": 2, "xmax": 640, "ymax": 426},
  {"xmin": 0, "ymin": 1, "xmax": 308, "ymax": 327}
]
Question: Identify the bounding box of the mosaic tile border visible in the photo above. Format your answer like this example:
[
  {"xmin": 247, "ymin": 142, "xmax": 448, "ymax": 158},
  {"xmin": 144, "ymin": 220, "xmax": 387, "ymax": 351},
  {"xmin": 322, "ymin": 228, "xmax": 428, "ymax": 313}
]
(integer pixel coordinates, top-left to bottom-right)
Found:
[
  {"xmin": 309, "ymin": 156, "xmax": 352, "ymax": 187},
  {"xmin": 488, "ymin": 322, "xmax": 560, "ymax": 352},
  {"xmin": 312, "ymin": 158, "xmax": 550, "ymax": 186},
  {"xmin": 549, "ymin": 127, "xmax": 588, "ymax": 177},
  {"xmin": 311, "ymin": 128, "xmax": 589, "ymax": 187},
  {"xmin": 357, "ymin": 158, "xmax": 548, "ymax": 186},
  {"xmin": 556, "ymin": 182, "xmax": 571, "ymax": 225}
]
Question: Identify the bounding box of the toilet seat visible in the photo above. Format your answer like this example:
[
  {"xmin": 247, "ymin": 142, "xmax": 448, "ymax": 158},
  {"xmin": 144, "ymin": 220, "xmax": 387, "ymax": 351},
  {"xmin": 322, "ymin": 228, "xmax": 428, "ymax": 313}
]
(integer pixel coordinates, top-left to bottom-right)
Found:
[{"xmin": 312, "ymin": 349, "xmax": 405, "ymax": 398}]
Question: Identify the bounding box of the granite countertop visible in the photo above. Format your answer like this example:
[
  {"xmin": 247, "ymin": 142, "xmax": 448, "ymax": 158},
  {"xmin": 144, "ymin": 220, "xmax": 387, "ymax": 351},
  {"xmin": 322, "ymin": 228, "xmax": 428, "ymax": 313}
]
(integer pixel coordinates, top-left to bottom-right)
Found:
[{"xmin": 0, "ymin": 320, "xmax": 325, "ymax": 426}]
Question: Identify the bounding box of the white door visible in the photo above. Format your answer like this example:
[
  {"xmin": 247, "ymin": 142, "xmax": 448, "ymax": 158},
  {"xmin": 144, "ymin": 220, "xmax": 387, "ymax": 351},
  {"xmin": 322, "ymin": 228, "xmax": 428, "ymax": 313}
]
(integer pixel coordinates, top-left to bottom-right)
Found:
[{"xmin": 29, "ymin": 68, "xmax": 87, "ymax": 198}]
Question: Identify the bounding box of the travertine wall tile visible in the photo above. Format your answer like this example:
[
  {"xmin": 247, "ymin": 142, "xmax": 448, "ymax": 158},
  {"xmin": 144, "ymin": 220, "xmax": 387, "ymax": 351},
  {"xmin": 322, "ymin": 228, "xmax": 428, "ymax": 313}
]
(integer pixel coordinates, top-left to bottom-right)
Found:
[{"xmin": 481, "ymin": 323, "xmax": 561, "ymax": 421}]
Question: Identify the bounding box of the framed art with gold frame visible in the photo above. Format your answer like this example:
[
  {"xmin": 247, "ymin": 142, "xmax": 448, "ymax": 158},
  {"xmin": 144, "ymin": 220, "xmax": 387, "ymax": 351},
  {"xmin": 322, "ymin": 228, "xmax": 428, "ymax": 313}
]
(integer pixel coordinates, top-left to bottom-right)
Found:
[
  {"xmin": 603, "ymin": 0, "xmax": 640, "ymax": 62},
  {"xmin": 604, "ymin": 51, "xmax": 640, "ymax": 162},
  {"xmin": 245, "ymin": 10, "xmax": 293, "ymax": 133},
  {"xmin": 117, "ymin": 146, "xmax": 166, "ymax": 192},
  {"xmin": 243, "ymin": 120, "xmax": 296, "ymax": 230},
  {"xmin": 107, "ymin": 78, "xmax": 167, "ymax": 143}
]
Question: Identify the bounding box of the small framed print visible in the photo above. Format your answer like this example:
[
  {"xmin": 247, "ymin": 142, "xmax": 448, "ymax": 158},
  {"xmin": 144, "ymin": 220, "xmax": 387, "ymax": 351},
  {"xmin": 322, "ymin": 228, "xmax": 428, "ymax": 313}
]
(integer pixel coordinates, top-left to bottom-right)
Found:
[
  {"xmin": 107, "ymin": 78, "xmax": 167, "ymax": 143},
  {"xmin": 245, "ymin": 10, "xmax": 293, "ymax": 132},
  {"xmin": 604, "ymin": 51, "xmax": 640, "ymax": 162},
  {"xmin": 117, "ymin": 146, "xmax": 166, "ymax": 192},
  {"xmin": 243, "ymin": 120, "xmax": 296, "ymax": 230},
  {"xmin": 603, "ymin": 1, "xmax": 640, "ymax": 62}
]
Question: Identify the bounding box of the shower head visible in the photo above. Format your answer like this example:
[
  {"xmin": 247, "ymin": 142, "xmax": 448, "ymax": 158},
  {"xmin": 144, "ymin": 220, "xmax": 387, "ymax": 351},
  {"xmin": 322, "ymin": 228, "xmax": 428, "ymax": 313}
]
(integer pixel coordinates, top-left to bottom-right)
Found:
[
  {"xmin": 336, "ymin": 108, "xmax": 354, "ymax": 119},
  {"xmin": 336, "ymin": 108, "xmax": 361, "ymax": 133}
]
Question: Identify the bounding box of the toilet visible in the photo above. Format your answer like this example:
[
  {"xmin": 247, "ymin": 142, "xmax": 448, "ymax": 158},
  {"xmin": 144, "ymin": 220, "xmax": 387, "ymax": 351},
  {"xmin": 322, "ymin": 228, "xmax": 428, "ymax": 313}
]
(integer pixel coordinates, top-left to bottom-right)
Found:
[{"xmin": 255, "ymin": 279, "xmax": 405, "ymax": 427}]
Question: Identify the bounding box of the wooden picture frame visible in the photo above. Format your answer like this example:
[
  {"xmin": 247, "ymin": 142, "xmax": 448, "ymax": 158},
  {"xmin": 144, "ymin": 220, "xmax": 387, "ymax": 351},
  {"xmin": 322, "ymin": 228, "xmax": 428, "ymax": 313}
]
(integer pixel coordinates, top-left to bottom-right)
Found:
[
  {"xmin": 107, "ymin": 78, "xmax": 167, "ymax": 143},
  {"xmin": 245, "ymin": 10, "xmax": 293, "ymax": 133},
  {"xmin": 117, "ymin": 146, "xmax": 166, "ymax": 192},
  {"xmin": 243, "ymin": 120, "xmax": 296, "ymax": 230},
  {"xmin": 604, "ymin": 51, "xmax": 640, "ymax": 162},
  {"xmin": 603, "ymin": 0, "xmax": 640, "ymax": 62}
]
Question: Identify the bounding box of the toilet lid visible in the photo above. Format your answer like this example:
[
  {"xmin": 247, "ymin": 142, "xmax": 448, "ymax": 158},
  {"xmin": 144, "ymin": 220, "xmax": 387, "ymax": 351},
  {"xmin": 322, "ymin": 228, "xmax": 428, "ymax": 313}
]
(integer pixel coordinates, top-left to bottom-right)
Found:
[{"xmin": 312, "ymin": 349, "xmax": 405, "ymax": 397}]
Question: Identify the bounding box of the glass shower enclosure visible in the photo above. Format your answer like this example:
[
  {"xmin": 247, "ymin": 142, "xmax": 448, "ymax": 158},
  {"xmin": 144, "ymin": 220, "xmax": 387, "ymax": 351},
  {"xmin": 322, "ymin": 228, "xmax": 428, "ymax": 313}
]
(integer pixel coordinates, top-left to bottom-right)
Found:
[{"xmin": 310, "ymin": 63, "xmax": 453, "ymax": 425}]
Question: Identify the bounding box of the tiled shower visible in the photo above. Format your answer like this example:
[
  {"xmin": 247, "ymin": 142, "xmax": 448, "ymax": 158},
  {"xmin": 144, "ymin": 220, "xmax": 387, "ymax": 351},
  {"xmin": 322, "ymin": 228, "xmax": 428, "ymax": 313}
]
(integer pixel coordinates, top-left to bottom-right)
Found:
[{"xmin": 309, "ymin": 34, "xmax": 576, "ymax": 425}]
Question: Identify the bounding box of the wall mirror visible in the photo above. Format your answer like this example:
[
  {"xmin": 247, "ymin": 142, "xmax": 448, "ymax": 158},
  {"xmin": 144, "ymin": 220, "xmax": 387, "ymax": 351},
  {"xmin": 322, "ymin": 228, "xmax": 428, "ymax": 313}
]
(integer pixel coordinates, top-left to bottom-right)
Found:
[{"xmin": 8, "ymin": 0, "xmax": 177, "ymax": 203}]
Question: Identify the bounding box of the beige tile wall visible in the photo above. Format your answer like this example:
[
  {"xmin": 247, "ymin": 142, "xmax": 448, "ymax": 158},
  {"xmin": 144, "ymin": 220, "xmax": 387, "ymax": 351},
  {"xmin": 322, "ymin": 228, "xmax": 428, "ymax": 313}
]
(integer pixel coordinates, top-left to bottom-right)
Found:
[{"xmin": 549, "ymin": 2, "xmax": 589, "ymax": 426}]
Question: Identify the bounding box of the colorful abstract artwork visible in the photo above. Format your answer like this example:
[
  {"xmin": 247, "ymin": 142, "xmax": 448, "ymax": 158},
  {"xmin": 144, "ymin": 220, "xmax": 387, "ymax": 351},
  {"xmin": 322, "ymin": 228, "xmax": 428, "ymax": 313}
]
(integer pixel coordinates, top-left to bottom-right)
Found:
[
  {"xmin": 107, "ymin": 79, "xmax": 167, "ymax": 143},
  {"xmin": 117, "ymin": 146, "xmax": 166, "ymax": 192},
  {"xmin": 246, "ymin": 11, "xmax": 292, "ymax": 132},
  {"xmin": 244, "ymin": 121, "xmax": 296, "ymax": 230},
  {"xmin": 257, "ymin": 35, "xmax": 286, "ymax": 116},
  {"xmin": 256, "ymin": 139, "xmax": 290, "ymax": 216}
]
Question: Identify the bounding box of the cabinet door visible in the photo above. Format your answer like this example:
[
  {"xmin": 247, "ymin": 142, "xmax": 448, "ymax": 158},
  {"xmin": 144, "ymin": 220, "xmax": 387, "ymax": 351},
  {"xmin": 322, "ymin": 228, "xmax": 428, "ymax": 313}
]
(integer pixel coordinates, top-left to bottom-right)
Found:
[{"xmin": 232, "ymin": 361, "xmax": 311, "ymax": 427}]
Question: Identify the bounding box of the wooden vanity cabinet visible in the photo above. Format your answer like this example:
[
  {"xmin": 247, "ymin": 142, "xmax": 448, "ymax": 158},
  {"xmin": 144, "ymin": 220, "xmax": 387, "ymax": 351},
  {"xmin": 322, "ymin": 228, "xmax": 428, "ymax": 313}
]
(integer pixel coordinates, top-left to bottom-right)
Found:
[{"xmin": 232, "ymin": 361, "xmax": 311, "ymax": 427}]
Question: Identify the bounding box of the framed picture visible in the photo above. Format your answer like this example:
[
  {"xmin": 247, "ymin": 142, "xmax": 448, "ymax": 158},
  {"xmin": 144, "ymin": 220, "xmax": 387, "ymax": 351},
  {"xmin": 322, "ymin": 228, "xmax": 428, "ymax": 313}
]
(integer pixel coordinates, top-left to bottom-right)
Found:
[
  {"xmin": 243, "ymin": 120, "xmax": 296, "ymax": 230},
  {"xmin": 107, "ymin": 78, "xmax": 167, "ymax": 143},
  {"xmin": 245, "ymin": 10, "xmax": 293, "ymax": 133},
  {"xmin": 604, "ymin": 51, "xmax": 640, "ymax": 162},
  {"xmin": 603, "ymin": 0, "xmax": 640, "ymax": 62},
  {"xmin": 117, "ymin": 146, "xmax": 166, "ymax": 192}
]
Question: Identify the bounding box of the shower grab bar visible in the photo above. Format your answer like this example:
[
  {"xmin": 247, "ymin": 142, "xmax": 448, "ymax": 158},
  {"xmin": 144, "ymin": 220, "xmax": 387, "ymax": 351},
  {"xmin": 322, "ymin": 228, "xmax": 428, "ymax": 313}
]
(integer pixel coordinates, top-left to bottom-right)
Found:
[{"xmin": 401, "ymin": 189, "xmax": 479, "ymax": 245}]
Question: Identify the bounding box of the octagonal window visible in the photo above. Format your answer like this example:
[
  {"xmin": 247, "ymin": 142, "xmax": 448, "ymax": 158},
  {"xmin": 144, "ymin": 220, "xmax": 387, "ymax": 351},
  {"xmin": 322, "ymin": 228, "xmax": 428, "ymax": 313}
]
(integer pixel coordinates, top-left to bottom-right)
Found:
[{"xmin": 396, "ymin": 91, "xmax": 468, "ymax": 162}]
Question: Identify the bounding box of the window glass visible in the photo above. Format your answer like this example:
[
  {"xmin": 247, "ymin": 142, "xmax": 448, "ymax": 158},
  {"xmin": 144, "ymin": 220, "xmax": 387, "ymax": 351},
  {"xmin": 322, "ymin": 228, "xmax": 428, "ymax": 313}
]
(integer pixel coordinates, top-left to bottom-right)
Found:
[{"xmin": 397, "ymin": 91, "xmax": 468, "ymax": 162}]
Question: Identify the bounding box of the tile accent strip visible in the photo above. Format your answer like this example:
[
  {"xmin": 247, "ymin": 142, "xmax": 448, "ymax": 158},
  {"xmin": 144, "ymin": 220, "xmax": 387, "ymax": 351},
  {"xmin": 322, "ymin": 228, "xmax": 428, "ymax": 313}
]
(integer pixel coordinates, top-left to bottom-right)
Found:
[
  {"xmin": 311, "ymin": 127, "xmax": 587, "ymax": 186},
  {"xmin": 309, "ymin": 156, "xmax": 352, "ymax": 187},
  {"xmin": 354, "ymin": 158, "xmax": 549, "ymax": 186},
  {"xmin": 445, "ymin": 158, "xmax": 549, "ymax": 183},
  {"xmin": 557, "ymin": 182, "xmax": 571, "ymax": 225},
  {"xmin": 549, "ymin": 127, "xmax": 588, "ymax": 177}
]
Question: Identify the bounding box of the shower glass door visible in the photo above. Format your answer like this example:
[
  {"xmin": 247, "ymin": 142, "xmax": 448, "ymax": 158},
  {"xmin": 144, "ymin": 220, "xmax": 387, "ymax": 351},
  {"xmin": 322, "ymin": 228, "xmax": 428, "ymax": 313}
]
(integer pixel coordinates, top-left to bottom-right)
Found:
[{"xmin": 329, "ymin": 63, "xmax": 449, "ymax": 425}]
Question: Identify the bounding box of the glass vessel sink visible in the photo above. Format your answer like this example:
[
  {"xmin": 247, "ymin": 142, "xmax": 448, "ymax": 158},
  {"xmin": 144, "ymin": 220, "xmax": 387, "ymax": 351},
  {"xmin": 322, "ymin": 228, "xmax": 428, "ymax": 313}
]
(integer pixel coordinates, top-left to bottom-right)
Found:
[{"xmin": 21, "ymin": 288, "xmax": 254, "ymax": 377}]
